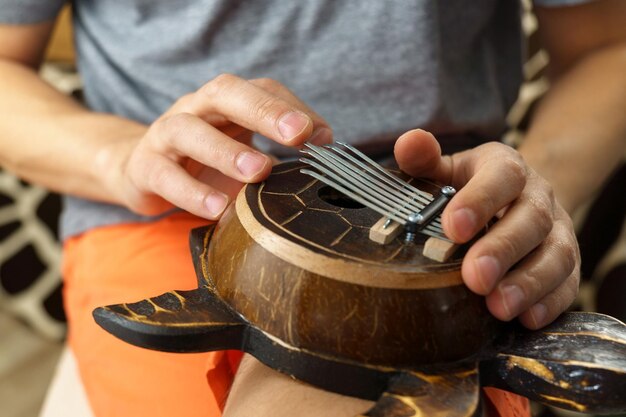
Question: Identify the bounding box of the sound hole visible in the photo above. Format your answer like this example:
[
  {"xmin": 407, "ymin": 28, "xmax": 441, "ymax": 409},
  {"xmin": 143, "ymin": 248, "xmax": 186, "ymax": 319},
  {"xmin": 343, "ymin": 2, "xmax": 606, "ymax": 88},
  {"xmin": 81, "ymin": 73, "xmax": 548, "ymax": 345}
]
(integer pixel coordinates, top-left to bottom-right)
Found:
[{"xmin": 318, "ymin": 186, "xmax": 365, "ymax": 209}]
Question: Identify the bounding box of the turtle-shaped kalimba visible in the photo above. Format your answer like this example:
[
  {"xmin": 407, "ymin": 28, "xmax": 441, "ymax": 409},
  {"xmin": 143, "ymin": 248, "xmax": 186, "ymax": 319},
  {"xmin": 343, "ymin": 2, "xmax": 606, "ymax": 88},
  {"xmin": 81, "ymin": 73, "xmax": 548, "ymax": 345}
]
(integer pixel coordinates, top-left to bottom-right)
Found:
[{"xmin": 94, "ymin": 160, "xmax": 626, "ymax": 416}]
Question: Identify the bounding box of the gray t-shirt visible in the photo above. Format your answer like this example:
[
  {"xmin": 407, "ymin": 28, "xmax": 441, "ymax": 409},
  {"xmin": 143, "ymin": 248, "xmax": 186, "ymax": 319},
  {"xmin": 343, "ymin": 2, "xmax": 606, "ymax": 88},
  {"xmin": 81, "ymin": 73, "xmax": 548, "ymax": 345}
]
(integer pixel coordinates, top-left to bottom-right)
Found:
[{"xmin": 0, "ymin": 0, "xmax": 589, "ymax": 239}]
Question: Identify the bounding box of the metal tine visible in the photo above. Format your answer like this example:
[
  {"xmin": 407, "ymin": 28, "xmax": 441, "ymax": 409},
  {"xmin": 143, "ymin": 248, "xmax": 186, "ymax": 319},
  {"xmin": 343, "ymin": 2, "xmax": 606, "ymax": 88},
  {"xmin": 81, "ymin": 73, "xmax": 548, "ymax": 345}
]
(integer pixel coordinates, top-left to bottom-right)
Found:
[
  {"xmin": 300, "ymin": 155, "xmax": 445, "ymax": 236},
  {"xmin": 328, "ymin": 142, "xmax": 433, "ymax": 204},
  {"xmin": 326, "ymin": 144, "xmax": 444, "ymax": 231},
  {"xmin": 300, "ymin": 150, "xmax": 444, "ymax": 235},
  {"xmin": 299, "ymin": 158, "xmax": 404, "ymax": 220},
  {"xmin": 301, "ymin": 147, "xmax": 428, "ymax": 215},
  {"xmin": 302, "ymin": 145, "xmax": 444, "ymax": 233},
  {"xmin": 300, "ymin": 167, "xmax": 406, "ymax": 225},
  {"xmin": 300, "ymin": 168, "xmax": 443, "ymax": 240},
  {"xmin": 329, "ymin": 146, "xmax": 432, "ymax": 209},
  {"xmin": 328, "ymin": 145, "xmax": 431, "ymax": 205},
  {"xmin": 330, "ymin": 143, "xmax": 444, "ymax": 230},
  {"xmin": 331, "ymin": 142, "xmax": 430, "ymax": 201}
]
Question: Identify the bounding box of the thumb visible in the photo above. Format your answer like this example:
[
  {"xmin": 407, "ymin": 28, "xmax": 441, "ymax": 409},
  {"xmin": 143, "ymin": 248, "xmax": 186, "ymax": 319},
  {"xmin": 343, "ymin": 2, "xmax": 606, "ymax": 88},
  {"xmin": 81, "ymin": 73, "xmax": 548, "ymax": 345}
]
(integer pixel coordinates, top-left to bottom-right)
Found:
[{"xmin": 393, "ymin": 129, "xmax": 451, "ymax": 183}]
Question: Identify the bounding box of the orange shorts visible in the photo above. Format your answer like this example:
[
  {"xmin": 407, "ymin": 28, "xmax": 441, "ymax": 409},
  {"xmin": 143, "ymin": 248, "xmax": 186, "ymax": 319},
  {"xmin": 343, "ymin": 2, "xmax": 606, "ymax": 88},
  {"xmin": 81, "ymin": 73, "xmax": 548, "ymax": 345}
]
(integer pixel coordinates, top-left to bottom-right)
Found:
[
  {"xmin": 63, "ymin": 212, "xmax": 242, "ymax": 416},
  {"xmin": 62, "ymin": 212, "xmax": 528, "ymax": 417}
]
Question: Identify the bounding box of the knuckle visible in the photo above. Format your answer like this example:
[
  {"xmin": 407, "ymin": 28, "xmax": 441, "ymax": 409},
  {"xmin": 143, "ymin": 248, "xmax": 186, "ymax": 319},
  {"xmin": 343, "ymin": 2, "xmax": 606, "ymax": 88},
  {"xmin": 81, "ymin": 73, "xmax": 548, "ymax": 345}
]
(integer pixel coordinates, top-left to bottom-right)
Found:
[
  {"xmin": 147, "ymin": 163, "xmax": 174, "ymax": 192},
  {"xmin": 202, "ymin": 73, "xmax": 240, "ymax": 97},
  {"xmin": 173, "ymin": 93, "xmax": 195, "ymax": 111},
  {"xmin": 501, "ymin": 156, "xmax": 527, "ymax": 188},
  {"xmin": 536, "ymin": 174, "xmax": 556, "ymax": 207},
  {"xmin": 212, "ymin": 72, "xmax": 239, "ymax": 87},
  {"xmin": 471, "ymin": 189, "xmax": 498, "ymax": 221},
  {"xmin": 251, "ymin": 95, "xmax": 284, "ymax": 123},
  {"xmin": 538, "ymin": 174, "xmax": 554, "ymax": 196},
  {"xmin": 561, "ymin": 209, "xmax": 576, "ymax": 230},
  {"xmin": 560, "ymin": 239, "xmax": 580, "ymax": 276},
  {"xmin": 160, "ymin": 112, "xmax": 192, "ymax": 131},
  {"xmin": 528, "ymin": 196, "xmax": 554, "ymax": 236},
  {"xmin": 550, "ymin": 278, "xmax": 578, "ymax": 315},
  {"xmin": 158, "ymin": 113, "xmax": 193, "ymax": 146},
  {"xmin": 490, "ymin": 233, "xmax": 521, "ymax": 265},
  {"xmin": 549, "ymin": 225, "xmax": 580, "ymax": 277},
  {"xmin": 480, "ymin": 141, "xmax": 503, "ymax": 153},
  {"xmin": 520, "ymin": 270, "xmax": 544, "ymax": 300},
  {"xmin": 517, "ymin": 268, "xmax": 546, "ymax": 300}
]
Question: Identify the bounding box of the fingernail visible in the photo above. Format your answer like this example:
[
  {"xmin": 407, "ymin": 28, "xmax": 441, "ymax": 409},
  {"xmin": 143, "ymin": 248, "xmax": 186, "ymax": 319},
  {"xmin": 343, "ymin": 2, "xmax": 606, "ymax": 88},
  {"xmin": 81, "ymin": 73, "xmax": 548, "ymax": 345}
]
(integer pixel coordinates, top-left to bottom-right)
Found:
[
  {"xmin": 205, "ymin": 192, "xmax": 228, "ymax": 218},
  {"xmin": 530, "ymin": 303, "xmax": 547, "ymax": 328},
  {"xmin": 236, "ymin": 151, "xmax": 268, "ymax": 179},
  {"xmin": 308, "ymin": 127, "xmax": 333, "ymax": 146},
  {"xmin": 451, "ymin": 208, "xmax": 477, "ymax": 241},
  {"xmin": 500, "ymin": 285, "xmax": 525, "ymax": 319},
  {"xmin": 278, "ymin": 111, "xmax": 310, "ymax": 142},
  {"xmin": 474, "ymin": 256, "xmax": 500, "ymax": 292}
]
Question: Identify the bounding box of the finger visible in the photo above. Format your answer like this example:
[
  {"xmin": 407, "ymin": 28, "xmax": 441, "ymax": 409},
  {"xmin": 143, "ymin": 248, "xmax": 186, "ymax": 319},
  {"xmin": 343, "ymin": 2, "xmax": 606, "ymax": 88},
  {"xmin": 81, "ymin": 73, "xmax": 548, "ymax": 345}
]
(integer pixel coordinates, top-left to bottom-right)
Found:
[
  {"xmin": 461, "ymin": 176, "xmax": 555, "ymax": 294},
  {"xmin": 393, "ymin": 129, "xmax": 451, "ymax": 181},
  {"xmin": 441, "ymin": 144, "xmax": 528, "ymax": 243},
  {"xmin": 484, "ymin": 218, "xmax": 579, "ymax": 324},
  {"xmin": 152, "ymin": 112, "xmax": 272, "ymax": 183},
  {"xmin": 136, "ymin": 154, "xmax": 230, "ymax": 220},
  {"xmin": 249, "ymin": 77, "xmax": 333, "ymax": 145},
  {"xmin": 180, "ymin": 74, "xmax": 331, "ymax": 146},
  {"xmin": 518, "ymin": 273, "xmax": 580, "ymax": 330}
]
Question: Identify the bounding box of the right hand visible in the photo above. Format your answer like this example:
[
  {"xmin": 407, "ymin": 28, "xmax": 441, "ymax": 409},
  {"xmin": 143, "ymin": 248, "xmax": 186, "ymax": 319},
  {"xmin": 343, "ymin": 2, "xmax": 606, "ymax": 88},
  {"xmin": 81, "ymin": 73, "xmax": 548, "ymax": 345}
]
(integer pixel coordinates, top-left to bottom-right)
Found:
[{"xmin": 108, "ymin": 74, "xmax": 332, "ymax": 219}]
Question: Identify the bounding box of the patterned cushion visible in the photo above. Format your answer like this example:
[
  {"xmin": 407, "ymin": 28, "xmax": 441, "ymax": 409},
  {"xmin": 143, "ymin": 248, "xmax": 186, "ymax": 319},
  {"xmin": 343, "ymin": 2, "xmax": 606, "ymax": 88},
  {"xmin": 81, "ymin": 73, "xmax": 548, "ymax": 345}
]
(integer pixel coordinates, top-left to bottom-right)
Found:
[{"xmin": 0, "ymin": 171, "xmax": 65, "ymax": 341}]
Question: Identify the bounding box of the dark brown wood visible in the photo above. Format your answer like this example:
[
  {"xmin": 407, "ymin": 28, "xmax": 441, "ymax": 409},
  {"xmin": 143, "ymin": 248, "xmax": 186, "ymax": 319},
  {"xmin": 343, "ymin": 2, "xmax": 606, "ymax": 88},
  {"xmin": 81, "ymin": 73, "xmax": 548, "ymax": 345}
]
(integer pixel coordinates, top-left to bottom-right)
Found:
[
  {"xmin": 360, "ymin": 365, "xmax": 481, "ymax": 417},
  {"xmin": 93, "ymin": 161, "xmax": 626, "ymax": 417},
  {"xmin": 242, "ymin": 163, "xmax": 466, "ymax": 280},
  {"xmin": 481, "ymin": 312, "xmax": 626, "ymax": 414}
]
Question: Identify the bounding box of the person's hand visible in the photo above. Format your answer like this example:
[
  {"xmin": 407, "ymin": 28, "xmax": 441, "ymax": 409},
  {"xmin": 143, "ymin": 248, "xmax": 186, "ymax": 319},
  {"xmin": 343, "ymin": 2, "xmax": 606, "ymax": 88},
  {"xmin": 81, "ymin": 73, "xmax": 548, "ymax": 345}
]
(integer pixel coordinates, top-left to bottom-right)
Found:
[
  {"xmin": 106, "ymin": 74, "xmax": 332, "ymax": 220},
  {"xmin": 394, "ymin": 129, "xmax": 580, "ymax": 329}
]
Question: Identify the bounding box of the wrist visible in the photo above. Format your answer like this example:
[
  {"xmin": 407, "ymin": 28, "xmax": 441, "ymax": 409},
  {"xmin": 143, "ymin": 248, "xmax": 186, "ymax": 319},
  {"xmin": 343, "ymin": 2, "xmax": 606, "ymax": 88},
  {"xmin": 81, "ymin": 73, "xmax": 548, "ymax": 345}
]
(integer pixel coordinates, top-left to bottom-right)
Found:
[{"xmin": 92, "ymin": 124, "xmax": 147, "ymax": 207}]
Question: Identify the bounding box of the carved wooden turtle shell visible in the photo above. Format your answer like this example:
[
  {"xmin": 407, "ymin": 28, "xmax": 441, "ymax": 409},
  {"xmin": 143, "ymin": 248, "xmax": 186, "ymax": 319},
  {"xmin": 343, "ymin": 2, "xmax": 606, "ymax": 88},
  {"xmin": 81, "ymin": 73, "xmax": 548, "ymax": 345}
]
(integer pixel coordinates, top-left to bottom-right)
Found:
[{"xmin": 94, "ymin": 162, "xmax": 626, "ymax": 416}]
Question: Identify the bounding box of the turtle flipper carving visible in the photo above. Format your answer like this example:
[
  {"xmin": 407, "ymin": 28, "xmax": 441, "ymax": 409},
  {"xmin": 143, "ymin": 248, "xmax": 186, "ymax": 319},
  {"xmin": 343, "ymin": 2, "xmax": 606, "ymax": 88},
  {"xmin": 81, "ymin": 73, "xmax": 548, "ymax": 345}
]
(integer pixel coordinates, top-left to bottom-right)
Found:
[
  {"xmin": 481, "ymin": 312, "xmax": 626, "ymax": 414},
  {"xmin": 93, "ymin": 288, "xmax": 246, "ymax": 353},
  {"xmin": 94, "ymin": 223, "xmax": 247, "ymax": 353},
  {"xmin": 360, "ymin": 364, "xmax": 481, "ymax": 417}
]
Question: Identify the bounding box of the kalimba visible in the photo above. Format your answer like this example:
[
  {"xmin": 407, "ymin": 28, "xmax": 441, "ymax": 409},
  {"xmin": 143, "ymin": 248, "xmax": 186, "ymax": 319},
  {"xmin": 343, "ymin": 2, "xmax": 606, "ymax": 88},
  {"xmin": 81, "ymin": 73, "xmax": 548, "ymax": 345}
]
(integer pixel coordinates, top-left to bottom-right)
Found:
[{"xmin": 94, "ymin": 144, "xmax": 626, "ymax": 416}]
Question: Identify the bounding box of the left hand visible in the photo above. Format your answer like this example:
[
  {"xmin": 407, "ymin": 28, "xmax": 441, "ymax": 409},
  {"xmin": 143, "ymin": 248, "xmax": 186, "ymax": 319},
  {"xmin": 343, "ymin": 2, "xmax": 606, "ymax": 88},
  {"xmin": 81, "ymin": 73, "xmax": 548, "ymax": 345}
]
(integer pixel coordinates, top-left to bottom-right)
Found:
[{"xmin": 394, "ymin": 129, "xmax": 580, "ymax": 329}]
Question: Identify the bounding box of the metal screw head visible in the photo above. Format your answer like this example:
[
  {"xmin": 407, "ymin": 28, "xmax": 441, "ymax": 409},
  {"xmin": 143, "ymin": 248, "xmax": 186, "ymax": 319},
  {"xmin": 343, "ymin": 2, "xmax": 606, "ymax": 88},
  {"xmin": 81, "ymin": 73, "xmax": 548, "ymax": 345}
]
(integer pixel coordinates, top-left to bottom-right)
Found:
[
  {"xmin": 441, "ymin": 186, "xmax": 456, "ymax": 197},
  {"xmin": 407, "ymin": 213, "xmax": 420, "ymax": 223}
]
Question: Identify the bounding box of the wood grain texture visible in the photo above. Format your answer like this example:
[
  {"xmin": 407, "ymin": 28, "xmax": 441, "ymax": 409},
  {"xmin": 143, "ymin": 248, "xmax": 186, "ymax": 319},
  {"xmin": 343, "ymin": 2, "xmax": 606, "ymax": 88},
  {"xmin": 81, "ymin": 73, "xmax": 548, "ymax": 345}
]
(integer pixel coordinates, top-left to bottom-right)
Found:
[
  {"xmin": 236, "ymin": 162, "xmax": 466, "ymax": 289},
  {"xmin": 211, "ymin": 203, "xmax": 494, "ymax": 366},
  {"xmin": 423, "ymin": 237, "xmax": 459, "ymax": 262},
  {"xmin": 369, "ymin": 217, "xmax": 403, "ymax": 245},
  {"xmin": 360, "ymin": 365, "xmax": 480, "ymax": 417},
  {"xmin": 481, "ymin": 312, "xmax": 626, "ymax": 414}
]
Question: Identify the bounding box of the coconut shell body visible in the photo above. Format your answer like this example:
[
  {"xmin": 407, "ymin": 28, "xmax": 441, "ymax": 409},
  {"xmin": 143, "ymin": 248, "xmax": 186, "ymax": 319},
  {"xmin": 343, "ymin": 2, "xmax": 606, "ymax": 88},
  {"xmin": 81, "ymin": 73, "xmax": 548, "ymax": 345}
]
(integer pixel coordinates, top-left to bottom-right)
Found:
[{"xmin": 207, "ymin": 162, "xmax": 494, "ymax": 366}]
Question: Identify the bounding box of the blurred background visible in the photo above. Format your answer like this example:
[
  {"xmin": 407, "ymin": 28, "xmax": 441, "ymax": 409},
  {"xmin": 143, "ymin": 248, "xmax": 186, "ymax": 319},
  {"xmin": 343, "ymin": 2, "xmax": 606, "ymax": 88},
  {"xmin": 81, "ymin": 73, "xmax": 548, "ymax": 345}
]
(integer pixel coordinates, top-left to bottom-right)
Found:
[
  {"xmin": 0, "ymin": 6, "xmax": 78, "ymax": 416},
  {"xmin": 0, "ymin": 3, "xmax": 624, "ymax": 417}
]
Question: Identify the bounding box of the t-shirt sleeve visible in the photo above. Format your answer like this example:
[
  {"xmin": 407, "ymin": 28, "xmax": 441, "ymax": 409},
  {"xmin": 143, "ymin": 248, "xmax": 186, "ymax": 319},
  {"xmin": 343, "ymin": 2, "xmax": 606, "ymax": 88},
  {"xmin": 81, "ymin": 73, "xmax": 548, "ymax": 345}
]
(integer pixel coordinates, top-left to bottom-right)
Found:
[
  {"xmin": 0, "ymin": 0, "xmax": 65, "ymax": 24},
  {"xmin": 533, "ymin": 0, "xmax": 595, "ymax": 7}
]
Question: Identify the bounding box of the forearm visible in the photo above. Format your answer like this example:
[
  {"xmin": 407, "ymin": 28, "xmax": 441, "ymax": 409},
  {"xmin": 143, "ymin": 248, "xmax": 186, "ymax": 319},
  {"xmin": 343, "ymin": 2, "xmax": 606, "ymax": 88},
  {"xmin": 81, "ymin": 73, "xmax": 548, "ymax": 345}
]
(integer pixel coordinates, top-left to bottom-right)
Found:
[
  {"xmin": 0, "ymin": 58, "xmax": 147, "ymax": 203},
  {"xmin": 224, "ymin": 354, "xmax": 373, "ymax": 417},
  {"xmin": 518, "ymin": 41, "xmax": 626, "ymax": 214}
]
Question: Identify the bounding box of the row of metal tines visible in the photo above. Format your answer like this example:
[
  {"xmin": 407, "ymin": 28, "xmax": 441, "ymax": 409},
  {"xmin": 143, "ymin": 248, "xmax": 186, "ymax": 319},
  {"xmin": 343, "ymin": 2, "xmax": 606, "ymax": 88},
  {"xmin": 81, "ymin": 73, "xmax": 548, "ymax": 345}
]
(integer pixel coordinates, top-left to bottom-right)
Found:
[{"xmin": 299, "ymin": 142, "xmax": 451, "ymax": 241}]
